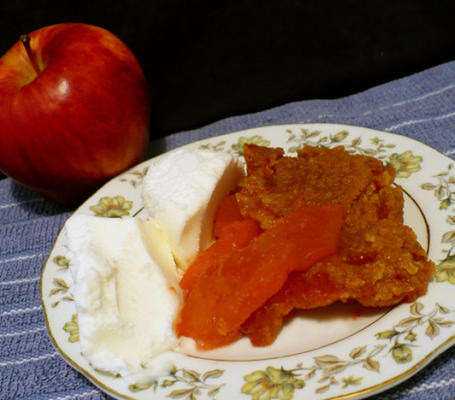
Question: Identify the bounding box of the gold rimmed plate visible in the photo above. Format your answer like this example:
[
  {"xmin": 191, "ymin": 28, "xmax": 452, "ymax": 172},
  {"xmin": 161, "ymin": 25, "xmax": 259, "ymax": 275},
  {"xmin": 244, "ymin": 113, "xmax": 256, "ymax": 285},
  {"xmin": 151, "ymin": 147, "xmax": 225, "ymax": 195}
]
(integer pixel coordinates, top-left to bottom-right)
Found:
[{"xmin": 41, "ymin": 124, "xmax": 455, "ymax": 400}]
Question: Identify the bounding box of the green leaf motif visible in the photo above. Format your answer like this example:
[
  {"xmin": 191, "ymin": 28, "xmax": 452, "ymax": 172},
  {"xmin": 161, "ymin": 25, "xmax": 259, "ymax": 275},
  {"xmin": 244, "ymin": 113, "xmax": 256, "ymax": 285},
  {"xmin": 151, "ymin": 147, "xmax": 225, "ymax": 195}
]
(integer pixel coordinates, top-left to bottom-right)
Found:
[
  {"xmin": 387, "ymin": 151, "xmax": 422, "ymax": 178},
  {"xmin": 442, "ymin": 231, "xmax": 455, "ymax": 245},
  {"xmin": 332, "ymin": 130, "xmax": 349, "ymax": 142},
  {"xmin": 375, "ymin": 330, "xmax": 399, "ymax": 340},
  {"xmin": 89, "ymin": 195, "xmax": 133, "ymax": 218},
  {"xmin": 425, "ymin": 320, "xmax": 440, "ymax": 339},
  {"xmin": 440, "ymin": 198, "xmax": 451, "ymax": 210},
  {"xmin": 128, "ymin": 382, "xmax": 155, "ymax": 392},
  {"xmin": 391, "ymin": 344, "xmax": 413, "ymax": 364},
  {"xmin": 168, "ymin": 388, "xmax": 194, "ymax": 398},
  {"xmin": 134, "ymin": 367, "xmax": 225, "ymax": 398},
  {"xmin": 198, "ymin": 141, "xmax": 227, "ymax": 152},
  {"xmin": 362, "ymin": 357, "xmax": 380, "ymax": 372},
  {"xmin": 349, "ymin": 346, "xmax": 367, "ymax": 359},
  {"xmin": 420, "ymin": 182, "xmax": 437, "ymax": 190},
  {"xmin": 313, "ymin": 354, "xmax": 340, "ymax": 366},
  {"xmin": 119, "ymin": 166, "xmax": 149, "ymax": 188},
  {"xmin": 242, "ymin": 367, "xmax": 305, "ymax": 400},
  {"xmin": 63, "ymin": 314, "xmax": 79, "ymax": 343},
  {"xmin": 410, "ymin": 302, "xmax": 424, "ymax": 315},
  {"xmin": 341, "ymin": 375, "xmax": 363, "ymax": 388},
  {"xmin": 202, "ymin": 369, "xmax": 224, "ymax": 380},
  {"xmin": 161, "ymin": 379, "xmax": 176, "ymax": 388},
  {"xmin": 435, "ymin": 254, "xmax": 455, "ymax": 284},
  {"xmin": 404, "ymin": 332, "xmax": 417, "ymax": 342},
  {"xmin": 53, "ymin": 255, "xmax": 69, "ymax": 268}
]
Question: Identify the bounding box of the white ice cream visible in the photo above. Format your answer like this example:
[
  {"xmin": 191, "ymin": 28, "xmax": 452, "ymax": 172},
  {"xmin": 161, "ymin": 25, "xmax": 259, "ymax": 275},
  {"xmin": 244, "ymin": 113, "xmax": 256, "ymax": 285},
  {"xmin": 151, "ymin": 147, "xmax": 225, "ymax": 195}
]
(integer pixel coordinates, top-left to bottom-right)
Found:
[
  {"xmin": 142, "ymin": 148, "xmax": 243, "ymax": 272},
  {"xmin": 65, "ymin": 215, "xmax": 182, "ymax": 385},
  {"xmin": 66, "ymin": 148, "xmax": 243, "ymax": 385}
]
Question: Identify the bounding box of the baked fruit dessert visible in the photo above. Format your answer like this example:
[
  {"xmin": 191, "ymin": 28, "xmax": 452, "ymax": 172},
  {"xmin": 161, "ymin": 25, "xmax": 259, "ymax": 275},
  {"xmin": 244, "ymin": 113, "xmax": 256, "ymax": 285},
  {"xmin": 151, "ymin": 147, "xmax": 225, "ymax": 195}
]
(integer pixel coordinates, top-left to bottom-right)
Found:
[
  {"xmin": 238, "ymin": 144, "xmax": 434, "ymax": 346},
  {"xmin": 178, "ymin": 144, "xmax": 434, "ymax": 349}
]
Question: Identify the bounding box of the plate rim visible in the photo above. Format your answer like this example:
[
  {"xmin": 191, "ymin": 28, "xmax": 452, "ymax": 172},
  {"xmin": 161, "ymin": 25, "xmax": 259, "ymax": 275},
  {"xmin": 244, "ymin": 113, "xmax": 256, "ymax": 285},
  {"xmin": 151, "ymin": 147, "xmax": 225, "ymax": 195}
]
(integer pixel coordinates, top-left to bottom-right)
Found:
[{"xmin": 40, "ymin": 122, "xmax": 455, "ymax": 400}]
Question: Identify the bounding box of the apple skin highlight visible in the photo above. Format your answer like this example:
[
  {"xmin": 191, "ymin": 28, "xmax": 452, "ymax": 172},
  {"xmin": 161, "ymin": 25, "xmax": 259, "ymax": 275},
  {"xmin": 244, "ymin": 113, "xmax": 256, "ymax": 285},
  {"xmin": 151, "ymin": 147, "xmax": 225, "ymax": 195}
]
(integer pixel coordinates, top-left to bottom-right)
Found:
[{"xmin": 0, "ymin": 23, "xmax": 150, "ymax": 205}]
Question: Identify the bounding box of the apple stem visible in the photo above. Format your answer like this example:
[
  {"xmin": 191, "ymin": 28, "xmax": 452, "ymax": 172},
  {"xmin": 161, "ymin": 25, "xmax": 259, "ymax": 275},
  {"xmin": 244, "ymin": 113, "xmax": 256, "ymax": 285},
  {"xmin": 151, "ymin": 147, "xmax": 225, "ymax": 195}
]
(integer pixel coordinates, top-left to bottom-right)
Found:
[{"xmin": 20, "ymin": 34, "xmax": 41, "ymax": 75}]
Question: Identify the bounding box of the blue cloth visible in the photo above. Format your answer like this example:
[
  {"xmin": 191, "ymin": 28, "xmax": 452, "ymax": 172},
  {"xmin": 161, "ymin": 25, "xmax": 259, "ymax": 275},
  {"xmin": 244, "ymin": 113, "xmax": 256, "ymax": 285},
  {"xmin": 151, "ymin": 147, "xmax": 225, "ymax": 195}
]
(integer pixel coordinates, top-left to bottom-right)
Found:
[{"xmin": 1, "ymin": 60, "xmax": 455, "ymax": 400}]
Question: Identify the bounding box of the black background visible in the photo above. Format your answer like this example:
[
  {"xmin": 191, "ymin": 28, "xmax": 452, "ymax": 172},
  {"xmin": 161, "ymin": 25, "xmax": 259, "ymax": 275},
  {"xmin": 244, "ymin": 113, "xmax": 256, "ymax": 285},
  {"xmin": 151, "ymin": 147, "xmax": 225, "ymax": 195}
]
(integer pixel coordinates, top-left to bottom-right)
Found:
[{"xmin": 1, "ymin": 0, "xmax": 454, "ymax": 141}]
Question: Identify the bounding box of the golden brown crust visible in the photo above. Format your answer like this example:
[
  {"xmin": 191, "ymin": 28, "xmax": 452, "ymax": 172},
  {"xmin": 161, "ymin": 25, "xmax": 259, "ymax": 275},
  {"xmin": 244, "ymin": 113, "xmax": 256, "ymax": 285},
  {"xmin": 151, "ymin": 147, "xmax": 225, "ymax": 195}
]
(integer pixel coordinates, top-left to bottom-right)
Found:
[{"xmin": 237, "ymin": 144, "xmax": 434, "ymax": 347}]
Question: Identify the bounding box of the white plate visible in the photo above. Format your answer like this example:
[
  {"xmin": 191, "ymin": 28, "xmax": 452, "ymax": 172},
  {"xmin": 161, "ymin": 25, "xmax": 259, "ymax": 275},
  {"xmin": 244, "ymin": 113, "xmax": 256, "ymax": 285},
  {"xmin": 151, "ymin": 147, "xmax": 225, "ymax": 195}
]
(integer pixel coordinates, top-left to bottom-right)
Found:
[{"xmin": 41, "ymin": 124, "xmax": 455, "ymax": 400}]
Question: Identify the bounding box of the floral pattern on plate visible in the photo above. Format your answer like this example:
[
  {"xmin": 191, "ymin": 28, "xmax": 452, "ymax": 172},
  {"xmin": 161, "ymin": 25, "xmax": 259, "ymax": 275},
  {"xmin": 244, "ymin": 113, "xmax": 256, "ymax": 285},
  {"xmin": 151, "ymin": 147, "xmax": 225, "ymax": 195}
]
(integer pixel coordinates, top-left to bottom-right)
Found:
[{"xmin": 41, "ymin": 124, "xmax": 455, "ymax": 400}]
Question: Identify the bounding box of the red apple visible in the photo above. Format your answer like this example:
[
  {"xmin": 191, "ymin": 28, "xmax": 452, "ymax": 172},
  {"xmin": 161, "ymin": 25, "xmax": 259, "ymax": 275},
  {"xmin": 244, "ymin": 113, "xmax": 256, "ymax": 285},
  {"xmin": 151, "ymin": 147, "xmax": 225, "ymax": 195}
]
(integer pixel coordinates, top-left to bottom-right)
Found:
[{"xmin": 0, "ymin": 23, "xmax": 150, "ymax": 205}]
